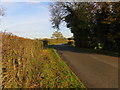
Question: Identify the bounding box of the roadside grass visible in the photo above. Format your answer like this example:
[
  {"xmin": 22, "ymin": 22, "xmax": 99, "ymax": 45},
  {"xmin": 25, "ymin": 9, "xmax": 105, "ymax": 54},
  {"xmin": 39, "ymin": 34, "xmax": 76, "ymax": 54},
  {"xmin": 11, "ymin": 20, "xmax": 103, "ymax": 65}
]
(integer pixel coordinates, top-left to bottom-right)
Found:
[
  {"xmin": 2, "ymin": 32, "xmax": 86, "ymax": 88},
  {"xmin": 39, "ymin": 49, "xmax": 85, "ymax": 88}
]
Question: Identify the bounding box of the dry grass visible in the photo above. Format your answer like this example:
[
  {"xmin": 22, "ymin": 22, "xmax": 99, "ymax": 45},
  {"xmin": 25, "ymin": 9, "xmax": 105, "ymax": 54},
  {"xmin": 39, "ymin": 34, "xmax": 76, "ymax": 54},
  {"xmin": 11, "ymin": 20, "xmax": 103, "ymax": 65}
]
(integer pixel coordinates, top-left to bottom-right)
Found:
[{"xmin": 1, "ymin": 32, "xmax": 85, "ymax": 88}]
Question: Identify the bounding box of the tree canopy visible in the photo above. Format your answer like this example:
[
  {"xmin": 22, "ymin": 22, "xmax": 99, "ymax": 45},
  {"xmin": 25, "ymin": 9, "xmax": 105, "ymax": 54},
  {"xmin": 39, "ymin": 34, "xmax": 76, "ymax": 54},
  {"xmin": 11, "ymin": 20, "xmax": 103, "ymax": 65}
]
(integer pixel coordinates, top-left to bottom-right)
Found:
[
  {"xmin": 50, "ymin": 2, "xmax": 120, "ymax": 52},
  {"xmin": 51, "ymin": 31, "xmax": 64, "ymax": 39}
]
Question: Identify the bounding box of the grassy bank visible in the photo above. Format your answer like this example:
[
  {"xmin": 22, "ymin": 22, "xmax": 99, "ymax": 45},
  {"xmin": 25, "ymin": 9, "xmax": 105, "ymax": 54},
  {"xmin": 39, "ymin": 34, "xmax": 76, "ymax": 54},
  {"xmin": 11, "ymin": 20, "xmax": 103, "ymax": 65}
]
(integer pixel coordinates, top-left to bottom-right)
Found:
[
  {"xmin": 2, "ymin": 32, "xmax": 85, "ymax": 88},
  {"xmin": 37, "ymin": 49, "xmax": 85, "ymax": 88}
]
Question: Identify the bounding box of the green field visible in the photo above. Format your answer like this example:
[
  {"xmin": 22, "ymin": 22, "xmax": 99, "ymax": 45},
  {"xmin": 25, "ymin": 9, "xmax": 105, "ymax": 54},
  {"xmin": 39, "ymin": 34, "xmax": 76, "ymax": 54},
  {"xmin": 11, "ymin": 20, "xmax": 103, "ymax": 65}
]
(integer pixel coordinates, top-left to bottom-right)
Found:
[{"xmin": 40, "ymin": 38, "xmax": 68, "ymax": 45}]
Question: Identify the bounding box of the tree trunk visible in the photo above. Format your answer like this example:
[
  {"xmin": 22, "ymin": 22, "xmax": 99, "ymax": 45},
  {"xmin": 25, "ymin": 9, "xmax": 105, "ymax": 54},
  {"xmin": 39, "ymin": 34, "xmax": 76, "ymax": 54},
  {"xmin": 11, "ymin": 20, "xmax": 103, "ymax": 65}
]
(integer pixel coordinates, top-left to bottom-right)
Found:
[{"xmin": 73, "ymin": 31, "xmax": 84, "ymax": 48}]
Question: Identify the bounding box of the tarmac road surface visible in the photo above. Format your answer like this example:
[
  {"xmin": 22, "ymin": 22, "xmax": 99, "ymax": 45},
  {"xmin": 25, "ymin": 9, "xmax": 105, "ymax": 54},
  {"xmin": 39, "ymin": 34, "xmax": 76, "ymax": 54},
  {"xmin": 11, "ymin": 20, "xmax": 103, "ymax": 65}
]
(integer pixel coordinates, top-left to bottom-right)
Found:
[{"xmin": 53, "ymin": 45, "xmax": 119, "ymax": 88}]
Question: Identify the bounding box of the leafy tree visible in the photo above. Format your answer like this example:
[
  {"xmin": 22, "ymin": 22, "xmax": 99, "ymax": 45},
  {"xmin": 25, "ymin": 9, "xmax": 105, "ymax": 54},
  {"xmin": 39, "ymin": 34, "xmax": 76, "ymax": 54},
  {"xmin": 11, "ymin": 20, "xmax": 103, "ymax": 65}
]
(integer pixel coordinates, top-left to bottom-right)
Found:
[
  {"xmin": 51, "ymin": 31, "xmax": 64, "ymax": 39},
  {"xmin": 94, "ymin": 2, "xmax": 120, "ymax": 51},
  {"xmin": 50, "ymin": 2, "xmax": 95, "ymax": 47},
  {"xmin": 50, "ymin": 2, "xmax": 120, "ymax": 51}
]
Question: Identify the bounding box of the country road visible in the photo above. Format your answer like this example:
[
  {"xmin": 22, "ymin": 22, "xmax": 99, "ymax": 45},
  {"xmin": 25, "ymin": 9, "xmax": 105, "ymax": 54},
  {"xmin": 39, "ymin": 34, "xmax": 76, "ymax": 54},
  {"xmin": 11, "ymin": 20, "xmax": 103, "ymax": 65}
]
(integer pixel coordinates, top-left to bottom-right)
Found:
[{"xmin": 52, "ymin": 45, "xmax": 119, "ymax": 88}]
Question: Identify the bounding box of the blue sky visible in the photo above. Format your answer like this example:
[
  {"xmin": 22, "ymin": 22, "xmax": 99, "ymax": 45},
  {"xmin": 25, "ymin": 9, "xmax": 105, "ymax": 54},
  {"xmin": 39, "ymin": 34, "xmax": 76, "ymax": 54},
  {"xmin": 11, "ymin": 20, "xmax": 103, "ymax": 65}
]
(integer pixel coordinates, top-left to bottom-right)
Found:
[{"xmin": 0, "ymin": 2, "xmax": 73, "ymax": 39}]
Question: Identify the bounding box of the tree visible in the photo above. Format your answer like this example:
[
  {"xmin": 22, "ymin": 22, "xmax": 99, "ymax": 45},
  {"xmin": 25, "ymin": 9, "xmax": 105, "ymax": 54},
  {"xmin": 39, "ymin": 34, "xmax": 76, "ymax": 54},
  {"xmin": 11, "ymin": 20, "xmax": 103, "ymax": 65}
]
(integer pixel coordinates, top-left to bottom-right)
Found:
[
  {"xmin": 50, "ymin": 2, "xmax": 120, "ymax": 51},
  {"xmin": 49, "ymin": 3, "xmax": 65, "ymax": 31},
  {"xmin": 94, "ymin": 2, "xmax": 120, "ymax": 51},
  {"xmin": 50, "ymin": 2, "xmax": 95, "ymax": 48},
  {"xmin": 51, "ymin": 31, "xmax": 64, "ymax": 39},
  {"xmin": 0, "ymin": 6, "xmax": 4, "ymax": 18},
  {"xmin": 0, "ymin": 6, "xmax": 4, "ymax": 26},
  {"xmin": 0, "ymin": 7, "xmax": 4, "ymax": 16}
]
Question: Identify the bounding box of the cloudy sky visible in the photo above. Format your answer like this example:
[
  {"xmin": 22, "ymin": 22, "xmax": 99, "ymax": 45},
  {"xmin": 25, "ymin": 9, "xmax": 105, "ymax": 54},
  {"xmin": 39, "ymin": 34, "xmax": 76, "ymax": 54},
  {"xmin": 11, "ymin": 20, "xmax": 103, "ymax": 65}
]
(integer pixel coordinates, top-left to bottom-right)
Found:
[{"xmin": 0, "ymin": 2, "xmax": 73, "ymax": 39}]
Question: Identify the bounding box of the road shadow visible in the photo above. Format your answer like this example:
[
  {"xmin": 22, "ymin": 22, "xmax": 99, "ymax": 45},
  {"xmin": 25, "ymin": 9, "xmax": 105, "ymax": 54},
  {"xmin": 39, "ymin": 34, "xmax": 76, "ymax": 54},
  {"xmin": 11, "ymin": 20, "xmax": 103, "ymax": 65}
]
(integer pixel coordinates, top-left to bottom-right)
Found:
[{"xmin": 48, "ymin": 45, "xmax": 119, "ymax": 58}]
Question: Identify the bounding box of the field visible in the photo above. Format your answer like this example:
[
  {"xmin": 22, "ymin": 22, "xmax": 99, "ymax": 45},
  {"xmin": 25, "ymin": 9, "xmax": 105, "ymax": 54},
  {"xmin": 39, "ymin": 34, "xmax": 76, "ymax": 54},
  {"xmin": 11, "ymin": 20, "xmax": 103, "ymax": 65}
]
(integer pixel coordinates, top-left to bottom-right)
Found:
[
  {"xmin": 1, "ymin": 32, "xmax": 85, "ymax": 88},
  {"xmin": 40, "ymin": 38, "xmax": 68, "ymax": 45}
]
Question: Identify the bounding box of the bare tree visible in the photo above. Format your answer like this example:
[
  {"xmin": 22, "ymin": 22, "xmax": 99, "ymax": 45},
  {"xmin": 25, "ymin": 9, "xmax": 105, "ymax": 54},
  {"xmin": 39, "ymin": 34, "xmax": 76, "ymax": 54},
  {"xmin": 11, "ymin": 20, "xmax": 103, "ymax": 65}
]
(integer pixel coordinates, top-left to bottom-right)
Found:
[
  {"xmin": 49, "ymin": 2, "xmax": 71, "ymax": 31},
  {"xmin": 0, "ymin": 6, "xmax": 4, "ymax": 16},
  {"xmin": 0, "ymin": 6, "xmax": 4, "ymax": 26}
]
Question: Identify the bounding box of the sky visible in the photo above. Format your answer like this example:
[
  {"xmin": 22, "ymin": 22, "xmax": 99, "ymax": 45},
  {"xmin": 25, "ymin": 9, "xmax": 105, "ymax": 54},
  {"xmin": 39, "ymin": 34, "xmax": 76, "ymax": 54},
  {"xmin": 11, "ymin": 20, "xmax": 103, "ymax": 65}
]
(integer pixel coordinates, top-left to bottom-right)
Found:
[{"xmin": 0, "ymin": 2, "xmax": 73, "ymax": 39}]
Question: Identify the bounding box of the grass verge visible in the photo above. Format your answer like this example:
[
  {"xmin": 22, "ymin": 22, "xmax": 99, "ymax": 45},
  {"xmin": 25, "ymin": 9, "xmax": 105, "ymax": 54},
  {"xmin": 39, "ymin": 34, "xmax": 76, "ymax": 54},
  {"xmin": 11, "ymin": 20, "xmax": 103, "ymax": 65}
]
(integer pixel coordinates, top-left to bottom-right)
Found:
[{"xmin": 39, "ymin": 48, "xmax": 86, "ymax": 88}]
